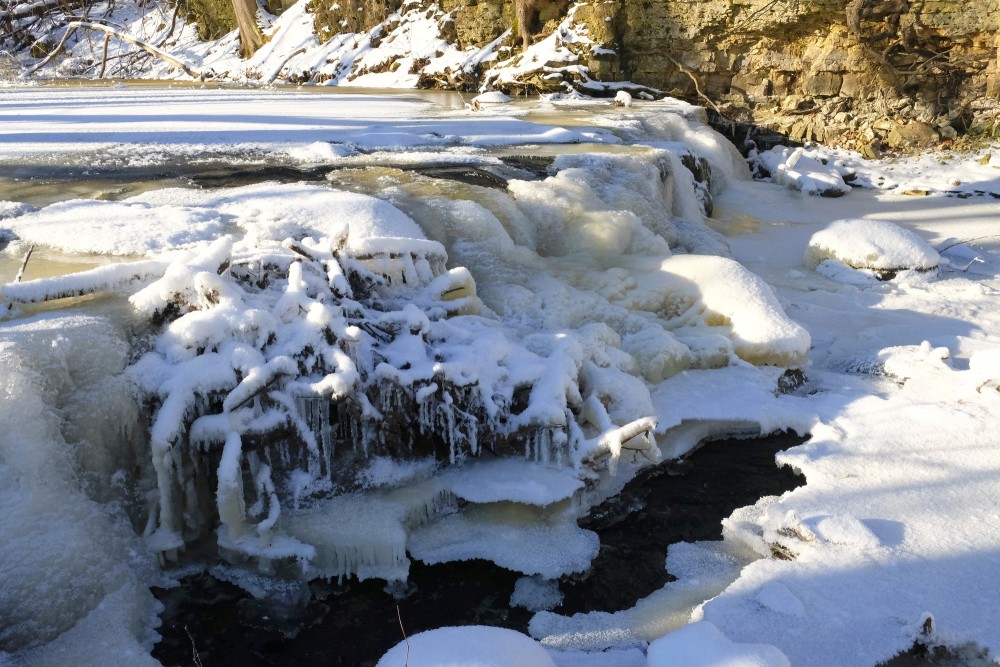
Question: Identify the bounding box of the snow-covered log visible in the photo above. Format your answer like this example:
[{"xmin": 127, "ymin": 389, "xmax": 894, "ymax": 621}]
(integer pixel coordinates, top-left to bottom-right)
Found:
[{"xmin": 1, "ymin": 258, "xmax": 170, "ymax": 304}]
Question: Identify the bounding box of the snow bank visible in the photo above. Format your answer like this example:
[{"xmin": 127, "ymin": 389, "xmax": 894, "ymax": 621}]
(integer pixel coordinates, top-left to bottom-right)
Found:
[
  {"xmin": 660, "ymin": 255, "xmax": 811, "ymax": 368},
  {"xmin": 701, "ymin": 173, "xmax": 1000, "ymax": 665},
  {"xmin": 377, "ymin": 626, "xmax": 556, "ymax": 667},
  {"xmin": 755, "ymin": 144, "xmax": 1000, "ymax": 198},
  {"xmin": 805, "ymin": 218, "xmax": 940, "ymax": 275}
]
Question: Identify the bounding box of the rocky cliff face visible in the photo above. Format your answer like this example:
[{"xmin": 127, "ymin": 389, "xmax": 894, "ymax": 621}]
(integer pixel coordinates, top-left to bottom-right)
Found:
[
  {"xmin": 181, "ymin": 0, "xmax": 999, "ymax": 146},
  {"xmin": 604, "ymin": 0, "xmax": 1000, "ymax": 150}
]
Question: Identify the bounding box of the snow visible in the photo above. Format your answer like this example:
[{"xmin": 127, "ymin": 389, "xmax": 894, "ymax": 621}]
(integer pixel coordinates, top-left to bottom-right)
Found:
[
  {"xmin": 473, "ymin": 92, "xmax": 513, "ymax": 105},
  {"xmin": 646, "ymin": 621, "xmax": 790, "ymax": 667},
  {"xmin": 0, "ymin": 87, "xmax": 619, "ymax": 161},
  {"xmin": 805, "ymin": 218, "xmax": 940, "ymax": 274},
  {"xmin": 758, "ymin": 143, "xmax": 1000, "ymax": 198},
  {"xmin": 692, "ymin": 178, "xmax": 1000, "ymax": 665},
  {"xmin": 376, "ymin": 626, "xmax": 557, "ymax": 667},
  {"xmin": 657, "ymin": 254, "xmax": 811, "ymax": 368}
]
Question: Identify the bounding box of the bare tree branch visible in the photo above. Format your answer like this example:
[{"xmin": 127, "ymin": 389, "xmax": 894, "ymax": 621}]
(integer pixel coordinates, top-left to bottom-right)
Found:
[{"xmin": 24, "ymin": 19, "xmax": 203, "ymax": 78}]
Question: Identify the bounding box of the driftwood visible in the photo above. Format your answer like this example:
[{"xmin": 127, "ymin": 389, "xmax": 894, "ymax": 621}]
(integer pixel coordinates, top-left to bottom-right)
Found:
[
  {"xmin": 97, "ymin": 32, "xmax": 110, "ymax": 78},
  {"xmin": 266, "ymin": 46, "xmax": 307, "ymax": 85},
  {"xmin": 3, "ymin": 244, "xmax": 33, "ymax": 312},
  {"xmin": 12, "ymin": 244, "xmax": 33, "ymax": 284},
  {"xmin": 24, "ymin": 20, "xmax": 202, "ymax": 78}
]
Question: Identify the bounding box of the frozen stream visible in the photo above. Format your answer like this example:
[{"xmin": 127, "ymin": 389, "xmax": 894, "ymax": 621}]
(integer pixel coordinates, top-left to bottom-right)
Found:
[{"xmin": 2, "ymin": 86, "xmax": 1000, "ymax": 667}]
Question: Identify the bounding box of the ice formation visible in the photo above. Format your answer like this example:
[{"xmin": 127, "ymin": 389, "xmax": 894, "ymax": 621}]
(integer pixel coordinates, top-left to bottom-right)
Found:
[
  {"xmin": 1, "ymin": 126, "xmax": 809, "ymax": 586},
  {"xmin": 0, "ymin": 315, "xmax": 161, "ymax": 663},
  {"xmin": 528, "ymin": 540, "xmax": 757, "ymax": 651},
  {"xmin": 512, "ymin": 575, "xmax": 565, "ymax": 611}
]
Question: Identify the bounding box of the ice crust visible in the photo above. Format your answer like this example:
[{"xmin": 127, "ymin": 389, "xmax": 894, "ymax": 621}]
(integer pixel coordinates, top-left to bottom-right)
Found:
[
  {"xmin": 443, "ymin": 458, "xmax": 584, "ymax": 505},
  {"xmin": 6, "ymin": 200, "xmax": 228, "ymax": 256},
  {"xmin": 409, "ymin": 501, "xmax": 600, "ymax": 578}
]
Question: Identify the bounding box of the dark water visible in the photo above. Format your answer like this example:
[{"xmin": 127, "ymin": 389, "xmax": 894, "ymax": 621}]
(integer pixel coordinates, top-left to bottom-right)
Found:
[{"xmin": 152, "ymin": 431, "xmax": 807, "ymax": 667}]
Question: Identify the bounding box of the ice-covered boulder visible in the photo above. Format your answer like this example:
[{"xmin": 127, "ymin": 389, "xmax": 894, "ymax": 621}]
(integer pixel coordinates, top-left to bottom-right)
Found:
[
  {"xmin": 805, "ymin": 218, "xmax": 939, "ymax": 280},
  {"xmin": 660, "ymin": 255, "xmax": 811, "ymax": 368}
]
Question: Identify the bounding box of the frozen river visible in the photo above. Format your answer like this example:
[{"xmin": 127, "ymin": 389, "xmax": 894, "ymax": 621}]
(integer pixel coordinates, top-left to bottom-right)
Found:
[{"xmin": 2, "ymin": 85, "xmax": 1000, "ymax": 666}]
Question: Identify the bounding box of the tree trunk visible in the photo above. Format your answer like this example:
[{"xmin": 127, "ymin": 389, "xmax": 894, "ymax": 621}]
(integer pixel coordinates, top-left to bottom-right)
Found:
[{"xmin": 231, "ymin": 0, "xmax": 264, "ymax": 58}]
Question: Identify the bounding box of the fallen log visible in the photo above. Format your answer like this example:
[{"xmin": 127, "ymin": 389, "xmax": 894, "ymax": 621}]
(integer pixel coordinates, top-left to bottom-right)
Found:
[
  {"xmin": 1, "ymin": 258, "xmax": 170, "ymax": 304},
  {"xmin": 24, "ymin": 20, "xmax": 203, "ymax": 79}
]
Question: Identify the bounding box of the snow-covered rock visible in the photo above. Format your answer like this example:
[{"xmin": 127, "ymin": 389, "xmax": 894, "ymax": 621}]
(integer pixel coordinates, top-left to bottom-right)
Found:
[
  {"xmin": 646, "ymin": 621, "xmax": 790, "ymax": 667},
  {"xmin": 473, "ymin": 91, "xmax": 513, "ymax": 105},
  {"xmin": 805, "ymin": 218, "xmax": 940, "ymax": 278},
  {"xmin": 756, "ymin": 146, "xmax": 853, "ymax": 197},
  {"xmin": 377, "ymin": 626, "xmax": 557, "ymax": 667}
]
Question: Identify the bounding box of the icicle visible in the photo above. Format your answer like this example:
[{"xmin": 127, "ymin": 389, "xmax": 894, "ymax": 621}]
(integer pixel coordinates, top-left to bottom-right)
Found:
[{"xmin": 217, "ymin": 431, "xmax": 248, "ymax": 542}]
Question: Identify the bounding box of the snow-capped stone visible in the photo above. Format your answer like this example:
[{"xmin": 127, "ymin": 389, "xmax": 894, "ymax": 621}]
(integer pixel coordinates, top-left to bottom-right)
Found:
[{"xmin": 805, "ymin": 218, "xmax": 940, "ymax": 275}]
